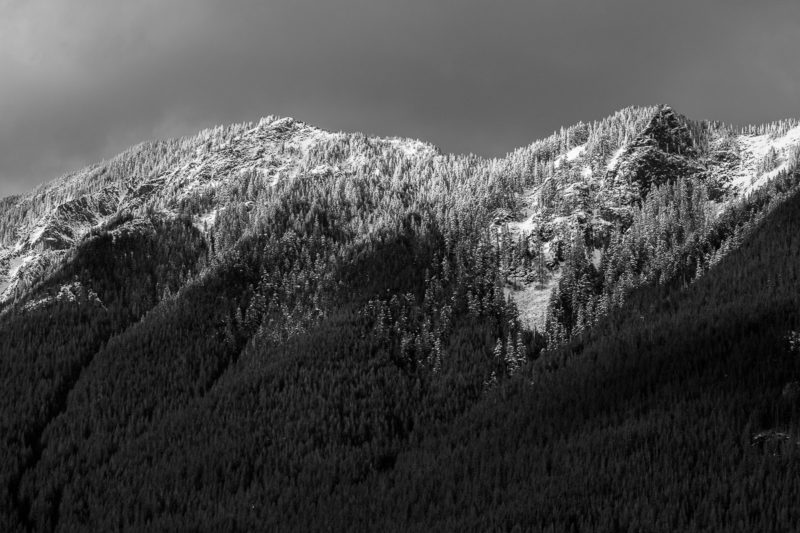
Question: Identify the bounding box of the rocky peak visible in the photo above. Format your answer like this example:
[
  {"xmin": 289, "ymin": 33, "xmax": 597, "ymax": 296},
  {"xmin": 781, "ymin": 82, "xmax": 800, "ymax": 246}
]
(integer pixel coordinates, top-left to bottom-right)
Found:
[
  {"xmin": 612, "ymin": 106, "xmax": 703, "ymax": 199},
  {"xmin": 634, "ymin": 105, "xmax": 696, "ymax": 156}
]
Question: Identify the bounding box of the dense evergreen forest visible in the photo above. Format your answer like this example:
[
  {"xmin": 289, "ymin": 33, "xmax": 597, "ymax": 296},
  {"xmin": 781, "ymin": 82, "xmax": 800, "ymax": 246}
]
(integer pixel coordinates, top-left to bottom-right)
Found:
[{"xmin": 1, "ymin": 106, "xmax": 800, "ymax": 531}]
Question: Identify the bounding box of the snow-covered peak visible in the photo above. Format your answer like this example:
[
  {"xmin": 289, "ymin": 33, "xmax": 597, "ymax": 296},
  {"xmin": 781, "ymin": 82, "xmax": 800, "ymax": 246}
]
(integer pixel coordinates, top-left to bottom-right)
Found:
[
  {"xmin": 0, "ymin": 115, "xmax": 439, "ymax": 302},
  {"xmin": 2, "ymin": 106, "xmax": 798, "ymax": 311},
  {"xmin": 500, "ymin": 107, "xmax": 800, "ymax": 329}
]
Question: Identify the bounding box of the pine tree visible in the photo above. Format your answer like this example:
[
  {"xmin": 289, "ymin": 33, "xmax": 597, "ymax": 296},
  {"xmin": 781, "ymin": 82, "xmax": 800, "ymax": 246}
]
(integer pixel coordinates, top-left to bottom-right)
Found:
[
  {"xmin": 493, "ymin": 338, "xmax": 504, "ymax": 362},
  {"xmin": 515, "ymin": 330, "xmax": 527, "ymax": 366},
  {"xmin": 505, "ymin": 333, "xmax": 517, "ymax": 375}
]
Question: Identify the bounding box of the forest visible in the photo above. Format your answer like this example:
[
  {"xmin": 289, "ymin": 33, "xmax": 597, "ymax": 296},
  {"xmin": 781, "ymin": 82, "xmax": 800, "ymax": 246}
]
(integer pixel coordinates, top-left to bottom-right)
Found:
[{"xmin": 1, "ymin": 106, "xmax": 800, "ymax": 531}]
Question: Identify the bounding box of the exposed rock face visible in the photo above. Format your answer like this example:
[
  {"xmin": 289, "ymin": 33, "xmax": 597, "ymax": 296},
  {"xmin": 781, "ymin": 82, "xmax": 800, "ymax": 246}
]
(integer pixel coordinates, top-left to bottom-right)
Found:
[
  {"xmin": 32, "ymin": 190, "xmax": 119, "ymax": 252},
  {"xmin": 497, "ymin": 105, "xmax": 800, "ymax": 328},
  {"xmin": 608, "ymin": 107, "xmax": 700, "ymax": 199}
]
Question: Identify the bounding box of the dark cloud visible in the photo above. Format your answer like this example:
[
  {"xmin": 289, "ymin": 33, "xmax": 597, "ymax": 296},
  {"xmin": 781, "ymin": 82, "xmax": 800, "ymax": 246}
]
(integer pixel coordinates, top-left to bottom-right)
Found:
[{"xmin": 1, "ymin": 0, "xmax": 798, "ymax": 196}]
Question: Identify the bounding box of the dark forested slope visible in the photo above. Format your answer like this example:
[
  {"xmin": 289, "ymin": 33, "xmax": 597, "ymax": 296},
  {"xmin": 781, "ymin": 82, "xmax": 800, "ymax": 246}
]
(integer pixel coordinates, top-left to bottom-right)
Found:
[{"xmin": 359, "ymin": 170, "xmax": 800, "ymax": 532}]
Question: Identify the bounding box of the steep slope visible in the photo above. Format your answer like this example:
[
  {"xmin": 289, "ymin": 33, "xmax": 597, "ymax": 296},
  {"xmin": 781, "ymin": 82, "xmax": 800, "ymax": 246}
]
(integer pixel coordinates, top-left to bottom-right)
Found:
[
  {"xmin": 0, "ymin": 216, "xmax": 207, "ymax": 531},
  {"xmin": 0, "ymin": 116, "xmax": 437, "ymax": 303},
  {"xmin": 2, "ymin": 105, "xmax": 800, "ymax": 531},
  {"xmin": 353, "ymin": 167, "xmax": 800, "ymax": 532},
  {"xmin": 500, "ymin": 106, "xmax": 800, "ymax": 331},
  {"xmin": 3, "ymin": 106, "xmax": 799, "ymax": 327}
]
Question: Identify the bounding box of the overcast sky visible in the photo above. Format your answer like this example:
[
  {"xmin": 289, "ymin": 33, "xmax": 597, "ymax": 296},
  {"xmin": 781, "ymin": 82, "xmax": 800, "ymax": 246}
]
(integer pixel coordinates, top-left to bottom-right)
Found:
[{"xmin": 1, "ymin": 0, "xmax": 798, "ymax": 197}]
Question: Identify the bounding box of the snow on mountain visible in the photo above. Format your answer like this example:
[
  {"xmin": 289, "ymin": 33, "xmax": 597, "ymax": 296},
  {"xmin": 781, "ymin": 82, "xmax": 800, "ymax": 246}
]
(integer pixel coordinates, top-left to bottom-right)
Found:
[
  {"xmin": 501, "ymin": 106, "xmax": 800, "ymax": 329},
  {"xmin": 1, "ymin": 106, "xmax": 798, "ymax": 325},
  {"xmin": 0, "ymin": 115, "xmax": 438, "ymax": 303},
  {"xmin": 554, "ymin": 143, "xmax": 587, "ymax": 169},
  {"xmin": 606, "ymin": 147, "xmax": 626, "ymax": 171},
  {"xmin": 730, "ymin": 126, "xmax": 800, "ymax": 194}
]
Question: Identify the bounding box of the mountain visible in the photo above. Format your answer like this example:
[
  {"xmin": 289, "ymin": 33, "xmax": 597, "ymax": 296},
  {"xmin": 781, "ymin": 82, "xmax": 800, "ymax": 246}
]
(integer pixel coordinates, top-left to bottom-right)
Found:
[
  {"xmin": 0, "ymin": 116, "xmax": 436, "ymax": 302},
  {"xmin": 2, "ymin": 106, "xmax": 798, "ymax": 325},
  {"xmin": 2, "ymin": 105, "xmax": 800, "ymax": 531}
]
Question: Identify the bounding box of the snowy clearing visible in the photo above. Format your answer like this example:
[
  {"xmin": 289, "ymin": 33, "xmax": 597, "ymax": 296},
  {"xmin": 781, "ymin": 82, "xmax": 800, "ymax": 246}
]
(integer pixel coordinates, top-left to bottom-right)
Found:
[
  {"xmin": 554, "ymin": 143, "xmax": 587, "ymax": 169},
  {"xmin": 505, "ymin": 270, "xmax": 562, "ymax": 332}
]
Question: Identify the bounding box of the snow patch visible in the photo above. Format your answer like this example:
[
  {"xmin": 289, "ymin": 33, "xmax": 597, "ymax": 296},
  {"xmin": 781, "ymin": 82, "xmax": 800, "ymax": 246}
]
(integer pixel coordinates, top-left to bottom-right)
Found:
[
  {"xmin": 387, "ymin": 138, "xmax": 433, "ymax": 158},
  {"xmin": 566, "ymin": 144, "xmax": 586, "ymax": 161},
  {"xmin": 591, "ymin": 248, "xmax": 603, "ymax": 269},
  {"xmin": 295, "ymin": 128, "xmax": 328, "ymax": 155},
  {"xmin": 773, "ymin": 125, "xmax": 800, "ymax": 151},
  {"xmin": 194, "ymin": 210, "xmax": 217, "ymax": 232},
  {"xmin": 310, "ymin": 164, "xmax": 334, "ymax": 176},
  {"xmin": 732, "ymin": 126, "xmax": 800, "ymax": 194},
  {"xmin": 554, "ymin": 143, "xmax": 587, "ymax": 169},
  {"xmin": 508, "ymin": 215, "xmax": 537, "ymax": 234},
  {"xmin": 27, "ymin": 224, "xmax": 46, "ymax": 246},
  {"xmin": 8, "ymin": 256, "xmax": 26, "ymax": 278},
  {"xmin": 607, "ymin": 147, "xmax": 625, "ymax": 171},
  {"xmin": 0, "ymin": 254, "xmax": 33, "ymax": 298},
  {"xmin": 745, "ymin": 162, "xmax": 791, "ymax": 195},
  {"xmin": 505, "ymin": 270, "xmax": 562, "ymax": 332}
]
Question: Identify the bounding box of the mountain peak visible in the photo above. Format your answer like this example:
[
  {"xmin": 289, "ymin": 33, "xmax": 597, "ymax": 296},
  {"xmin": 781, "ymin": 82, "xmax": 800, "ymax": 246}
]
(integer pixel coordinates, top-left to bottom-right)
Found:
[
  {"xmin": 1, "ymin": 106, "xmax": 799, "ymax": 308},
  {"xmin": 635, "ymin": 104, "xmax": 695, "ymax": 154}
]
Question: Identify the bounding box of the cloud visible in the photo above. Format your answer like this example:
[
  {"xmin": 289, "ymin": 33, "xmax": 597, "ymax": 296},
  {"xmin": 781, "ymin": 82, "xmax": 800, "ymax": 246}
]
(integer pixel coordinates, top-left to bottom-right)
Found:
[{"xmin": 0, "ymin": 0, "xmax": 798, "ymax": 197}]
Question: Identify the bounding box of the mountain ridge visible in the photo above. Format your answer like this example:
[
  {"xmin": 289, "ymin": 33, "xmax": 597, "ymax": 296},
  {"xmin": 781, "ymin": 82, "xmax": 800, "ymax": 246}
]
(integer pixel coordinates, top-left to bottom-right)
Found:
[
  {"xmin": 2, "ymin": 106, "xmax": 799, "ymax": 331},
  {"xmin": 3, "ymin": 104, "xmax": 800, "ymax": 531}
]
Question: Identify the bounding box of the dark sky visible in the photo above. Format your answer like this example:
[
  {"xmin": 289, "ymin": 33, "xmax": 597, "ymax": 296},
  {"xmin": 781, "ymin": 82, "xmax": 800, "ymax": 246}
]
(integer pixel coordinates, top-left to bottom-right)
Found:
[{"xmin": 1, "ymin": 0, "xmax": 798, "ymax": 197}]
